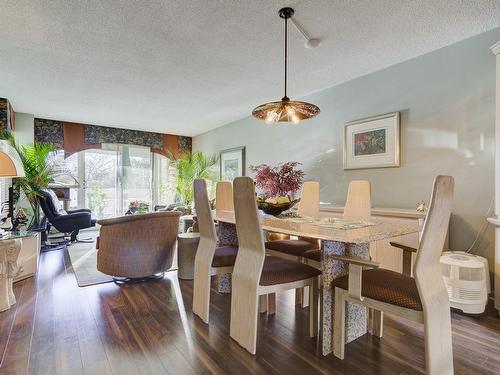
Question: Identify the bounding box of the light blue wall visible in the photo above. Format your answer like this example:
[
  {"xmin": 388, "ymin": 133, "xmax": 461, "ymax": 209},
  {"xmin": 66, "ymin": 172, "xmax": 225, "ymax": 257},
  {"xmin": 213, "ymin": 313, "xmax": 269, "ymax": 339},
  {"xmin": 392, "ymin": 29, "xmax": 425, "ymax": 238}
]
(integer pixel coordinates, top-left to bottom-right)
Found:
[
  {"xmin": 13, "ymin": 112, "xmax": 34, "ymax": 145},
  {"xmin": 194, "ymin": 28, "xmax": 500, "ymax": 267}
]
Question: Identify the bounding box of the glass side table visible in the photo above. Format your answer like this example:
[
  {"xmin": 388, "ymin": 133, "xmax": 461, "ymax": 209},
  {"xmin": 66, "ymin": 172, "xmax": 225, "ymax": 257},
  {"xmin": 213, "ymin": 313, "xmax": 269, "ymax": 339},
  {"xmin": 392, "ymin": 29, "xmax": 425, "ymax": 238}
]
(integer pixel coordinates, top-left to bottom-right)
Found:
[{"xmin": 0, "ymin": 231, "xmax": 36, "ymax": 312}]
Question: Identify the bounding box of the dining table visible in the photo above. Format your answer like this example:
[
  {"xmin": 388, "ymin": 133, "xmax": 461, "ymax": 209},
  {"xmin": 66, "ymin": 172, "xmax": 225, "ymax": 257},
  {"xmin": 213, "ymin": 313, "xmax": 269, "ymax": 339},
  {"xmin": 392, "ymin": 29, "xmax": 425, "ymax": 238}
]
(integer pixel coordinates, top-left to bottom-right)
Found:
[{"xmin": 214, "ymin": 209, "xmax": 420, "ymax": 356}]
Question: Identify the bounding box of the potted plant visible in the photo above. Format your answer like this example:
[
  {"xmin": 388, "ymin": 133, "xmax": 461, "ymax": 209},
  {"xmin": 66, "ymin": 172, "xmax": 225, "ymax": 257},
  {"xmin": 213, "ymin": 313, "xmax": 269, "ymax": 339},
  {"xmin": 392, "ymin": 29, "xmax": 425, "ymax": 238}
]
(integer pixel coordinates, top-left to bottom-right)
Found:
[
  {"xmin": 168, "ymin": 151, "xmax": 218, "ymax": 213},
  {"xmin": 126, "ymin": 200, "xmax": 150, "ymax": 215},
  {"xmin": 250, "ymin": 161, "xmax": 305, "ymax": 216},
  {"xmin": 0, "ymin": 129, "xmax": 59, "ymax": 227}
]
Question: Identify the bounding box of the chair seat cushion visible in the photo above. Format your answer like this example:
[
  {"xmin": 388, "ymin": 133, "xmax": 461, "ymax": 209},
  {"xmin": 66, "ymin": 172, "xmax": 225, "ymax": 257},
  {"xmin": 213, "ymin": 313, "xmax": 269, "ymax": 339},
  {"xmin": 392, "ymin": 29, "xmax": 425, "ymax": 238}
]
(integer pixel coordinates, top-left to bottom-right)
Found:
[
  {"xmin": 260, "ymin": 256, "xmax": 321, "ymax": 286},
  {"xmin": 303, "ymin": 249, "xmax": 321, "ymax": 262},
  {"xmin": 211, "ymin": 246, "xmax": 238, "ymax": 267},
  {"xmin": 332, "ymin": 269, "xmax": 423, "ymax": 311},
  {"xmin": 265, "ymin": 238, "xmax": 320, "ymax": 256}
]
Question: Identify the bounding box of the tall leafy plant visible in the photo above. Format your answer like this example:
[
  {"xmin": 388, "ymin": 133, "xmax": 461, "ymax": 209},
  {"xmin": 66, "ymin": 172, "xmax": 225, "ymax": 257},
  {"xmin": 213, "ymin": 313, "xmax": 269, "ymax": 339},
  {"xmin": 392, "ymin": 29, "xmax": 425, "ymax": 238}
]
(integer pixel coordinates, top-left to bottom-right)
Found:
[
  {"xmin": 168, "ymin": 151, "xmax": 218, "ymax": 209},
  {"xmin": 0, "ymin": 129, "xmax": 56, "ymax": 225}
]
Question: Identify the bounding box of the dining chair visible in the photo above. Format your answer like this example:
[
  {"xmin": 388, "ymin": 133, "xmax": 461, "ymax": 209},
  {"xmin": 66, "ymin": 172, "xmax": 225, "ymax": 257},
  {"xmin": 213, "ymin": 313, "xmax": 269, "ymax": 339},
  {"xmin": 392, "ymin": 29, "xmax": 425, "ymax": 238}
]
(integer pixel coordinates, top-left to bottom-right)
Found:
[
  {"xmin": 230, "ymin": 177, "xmax": 320, "ymax": 354},
  {"xmin": 331, "ymin": 175, "xmax": 454, "ymax": 375},
  {"xmin": 216, "ymin": 181, "xmax": 234, "ymax": 211},
  {"xmin": 265, "ymin": 181, "xmax": 321, "ymax": 306},
  {"xmin": 303, "ymin": 180, "xmax": 371, "ymax": 266},
  {"xmin": 192, "ymin": 179, "xmax": 238, "ymax": 323}
]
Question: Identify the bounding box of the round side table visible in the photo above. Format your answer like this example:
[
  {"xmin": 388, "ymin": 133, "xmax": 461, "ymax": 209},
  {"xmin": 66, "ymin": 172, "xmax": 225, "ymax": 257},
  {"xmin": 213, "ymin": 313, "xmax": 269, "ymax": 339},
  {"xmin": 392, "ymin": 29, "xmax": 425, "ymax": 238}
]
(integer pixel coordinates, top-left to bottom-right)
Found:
[{"xmin": 177, "ymin": 232, "xmax": 200, "ymax": 280}]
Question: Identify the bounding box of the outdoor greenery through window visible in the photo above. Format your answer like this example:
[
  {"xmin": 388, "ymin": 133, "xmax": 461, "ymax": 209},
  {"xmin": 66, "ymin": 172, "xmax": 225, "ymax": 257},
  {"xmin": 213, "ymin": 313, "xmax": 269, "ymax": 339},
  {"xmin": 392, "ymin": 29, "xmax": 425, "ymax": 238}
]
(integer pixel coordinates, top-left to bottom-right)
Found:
[{"xmin": 51, "ymin": 145, "xmax": 176, "ymax": 219}]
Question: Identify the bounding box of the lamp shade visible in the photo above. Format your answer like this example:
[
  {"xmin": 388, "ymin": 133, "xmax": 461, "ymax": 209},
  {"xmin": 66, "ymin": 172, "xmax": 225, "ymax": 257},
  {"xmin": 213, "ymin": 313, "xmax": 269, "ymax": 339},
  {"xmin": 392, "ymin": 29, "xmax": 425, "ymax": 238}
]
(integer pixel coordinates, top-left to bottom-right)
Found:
[{"xmin": 0, "ymin": 140, "xmax": 25, "ymax": 178}]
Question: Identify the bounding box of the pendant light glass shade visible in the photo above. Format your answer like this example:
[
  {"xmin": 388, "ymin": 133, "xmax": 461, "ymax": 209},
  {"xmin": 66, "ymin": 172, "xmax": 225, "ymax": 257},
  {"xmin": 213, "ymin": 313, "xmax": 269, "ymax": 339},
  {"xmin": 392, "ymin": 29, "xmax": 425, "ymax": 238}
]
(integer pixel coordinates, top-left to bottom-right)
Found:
[
  {"xmin": 252, "ymin": 7, "xmax": 319, "ymax": 124},
  {"xmin": 252, "ymin": 98, "xmax": 320, "ymax": 124}
]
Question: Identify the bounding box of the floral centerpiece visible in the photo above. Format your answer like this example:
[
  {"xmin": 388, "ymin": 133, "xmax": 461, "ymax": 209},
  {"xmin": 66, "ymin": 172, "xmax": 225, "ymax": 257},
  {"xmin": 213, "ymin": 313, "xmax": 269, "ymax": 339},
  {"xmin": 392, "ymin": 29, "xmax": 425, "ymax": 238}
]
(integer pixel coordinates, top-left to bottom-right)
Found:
[{"xmin": 250, "ymin": 161, "xmax": 304, "ymax": 215}]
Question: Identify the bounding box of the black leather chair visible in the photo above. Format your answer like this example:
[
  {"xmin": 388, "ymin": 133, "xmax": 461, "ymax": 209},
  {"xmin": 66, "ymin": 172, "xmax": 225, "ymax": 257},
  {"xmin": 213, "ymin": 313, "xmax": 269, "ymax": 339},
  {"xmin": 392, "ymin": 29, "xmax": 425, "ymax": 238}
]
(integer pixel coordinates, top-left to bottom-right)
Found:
[{"xmin": 38, "ymin": 189, "xmax": 96, "ymax": 243}]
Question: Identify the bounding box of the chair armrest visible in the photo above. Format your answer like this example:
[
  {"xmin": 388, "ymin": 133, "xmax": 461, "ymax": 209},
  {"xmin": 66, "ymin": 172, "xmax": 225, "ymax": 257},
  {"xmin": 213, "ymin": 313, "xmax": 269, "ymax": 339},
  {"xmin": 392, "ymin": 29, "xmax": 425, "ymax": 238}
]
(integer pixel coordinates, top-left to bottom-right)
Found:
[
  {"xmin": 390, "ymin": 241, "xmax": 417, "ymax": 253},
  {"xmin": 330, "ymin": 255, "xmax": 379, "ymax": 302},
  {"xmin": 67, "ymin": 208, "xmax": 91, "ymax": 214},
  {"xmin": 98, "ymin": 211, "xmax": 181, "ymax": 226},
  {"xmin": 390, "ymin": 241, "xmax": 417, "ymax": 276},
  {"xmin": 329, "ymin": 254, "xmax": 380, "ymax": 268},
  {"xmin": 50, "ymin": 212, "xmax": 92, "ymax": 232}
]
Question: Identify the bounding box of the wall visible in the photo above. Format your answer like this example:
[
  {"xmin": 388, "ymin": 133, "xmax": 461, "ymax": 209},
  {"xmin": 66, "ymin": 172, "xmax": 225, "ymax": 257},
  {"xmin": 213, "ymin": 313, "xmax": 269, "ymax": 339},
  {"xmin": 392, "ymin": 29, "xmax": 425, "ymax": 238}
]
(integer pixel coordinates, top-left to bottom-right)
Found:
[
  {"xmin": 13, "ymin": 112, "xmax": 34, "ymax": 145},
  {"xmin": 194, "ymin": 28, "xmax": 500, "ymax": 268}
]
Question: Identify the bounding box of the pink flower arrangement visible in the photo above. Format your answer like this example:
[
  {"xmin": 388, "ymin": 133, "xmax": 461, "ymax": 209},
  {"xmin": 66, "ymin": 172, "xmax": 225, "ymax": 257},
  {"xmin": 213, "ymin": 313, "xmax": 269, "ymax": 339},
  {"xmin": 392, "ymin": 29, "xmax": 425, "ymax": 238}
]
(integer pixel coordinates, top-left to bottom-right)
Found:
[{"xmin": 250, "ymin": 162, "xmax": 305, "ymax": 199}]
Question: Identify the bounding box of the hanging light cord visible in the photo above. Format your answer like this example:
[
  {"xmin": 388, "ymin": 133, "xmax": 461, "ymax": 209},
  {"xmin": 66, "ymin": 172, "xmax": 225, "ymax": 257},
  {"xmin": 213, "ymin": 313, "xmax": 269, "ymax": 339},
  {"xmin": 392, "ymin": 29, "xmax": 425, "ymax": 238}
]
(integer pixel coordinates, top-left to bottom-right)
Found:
[{"xmin": 283, "ymin": 16, "xmax": 288, "ymax": 100}]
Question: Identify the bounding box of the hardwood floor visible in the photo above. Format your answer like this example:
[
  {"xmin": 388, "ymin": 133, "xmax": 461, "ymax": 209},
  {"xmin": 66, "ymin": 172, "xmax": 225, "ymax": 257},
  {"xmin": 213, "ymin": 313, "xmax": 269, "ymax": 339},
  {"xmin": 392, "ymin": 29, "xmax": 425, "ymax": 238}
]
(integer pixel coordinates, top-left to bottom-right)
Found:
[{"xmin": 1, "ymin": 249, "xmax": 499, "ymax": 374}]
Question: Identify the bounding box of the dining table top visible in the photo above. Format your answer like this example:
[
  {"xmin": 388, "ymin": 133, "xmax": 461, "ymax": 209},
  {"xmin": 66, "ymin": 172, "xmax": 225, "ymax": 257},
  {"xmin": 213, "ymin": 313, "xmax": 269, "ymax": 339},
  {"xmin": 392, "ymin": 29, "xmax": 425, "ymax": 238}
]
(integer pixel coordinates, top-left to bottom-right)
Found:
[{"xmin": 215, "ymin": 210, "xmax": 420, "ymax": 244}]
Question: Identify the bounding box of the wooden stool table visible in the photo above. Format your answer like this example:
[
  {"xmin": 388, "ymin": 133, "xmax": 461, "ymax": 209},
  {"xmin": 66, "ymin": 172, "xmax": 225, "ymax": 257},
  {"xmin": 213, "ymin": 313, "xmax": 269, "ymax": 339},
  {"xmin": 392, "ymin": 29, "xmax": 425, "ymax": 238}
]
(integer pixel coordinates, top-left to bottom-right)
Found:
[{"xmin": 177, "ymin": 232, "xmax": 200, "ymax": 280}]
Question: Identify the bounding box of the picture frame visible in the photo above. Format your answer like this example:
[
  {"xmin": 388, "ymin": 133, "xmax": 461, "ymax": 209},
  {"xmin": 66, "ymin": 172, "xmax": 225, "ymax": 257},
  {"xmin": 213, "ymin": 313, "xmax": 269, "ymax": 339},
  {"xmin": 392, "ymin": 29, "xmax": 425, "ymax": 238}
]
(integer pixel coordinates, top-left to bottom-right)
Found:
[
  {"xmin": 219, "ymin": 146, "xmax": 246, "ymax": 181},
  {"xmin": 343, "ymin": 112, "xmax": 400, "ymax": 170}
]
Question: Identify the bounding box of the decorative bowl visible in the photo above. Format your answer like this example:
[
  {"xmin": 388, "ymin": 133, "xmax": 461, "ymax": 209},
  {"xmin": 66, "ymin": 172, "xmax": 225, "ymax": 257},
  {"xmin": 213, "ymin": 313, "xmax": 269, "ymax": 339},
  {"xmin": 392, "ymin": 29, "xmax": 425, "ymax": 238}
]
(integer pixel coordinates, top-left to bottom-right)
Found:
[{"xmin": 257, "ymin": 199, "xmax": 300, "ymax": 216}]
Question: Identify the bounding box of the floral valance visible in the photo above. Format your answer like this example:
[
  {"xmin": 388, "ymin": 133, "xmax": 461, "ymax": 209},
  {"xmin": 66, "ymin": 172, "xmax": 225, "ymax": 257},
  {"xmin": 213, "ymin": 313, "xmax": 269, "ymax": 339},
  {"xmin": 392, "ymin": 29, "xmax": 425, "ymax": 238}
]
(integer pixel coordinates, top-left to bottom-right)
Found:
[
  {"xmin": 0, "ymin": 98, "xmax": 15, "ymax": 132},
  {"xmin": 34, "ymin": 118, "xmax": 191, "ymax": 157},
  {"xmin": 34, "ymin": 119, "xmax": 64, "ymax": 149},
  {"xmin": 84, "ymin": 124, "xmax": 164, "ymax": 149}
]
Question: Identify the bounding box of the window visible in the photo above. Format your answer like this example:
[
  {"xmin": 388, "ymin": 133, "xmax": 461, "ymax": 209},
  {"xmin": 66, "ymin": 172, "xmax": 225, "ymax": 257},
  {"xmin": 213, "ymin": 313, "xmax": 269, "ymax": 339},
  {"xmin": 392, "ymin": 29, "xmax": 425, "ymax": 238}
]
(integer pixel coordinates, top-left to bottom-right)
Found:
[{"xmin": 50, "ymin": 146, "xmax": 178, "ymax": 218}]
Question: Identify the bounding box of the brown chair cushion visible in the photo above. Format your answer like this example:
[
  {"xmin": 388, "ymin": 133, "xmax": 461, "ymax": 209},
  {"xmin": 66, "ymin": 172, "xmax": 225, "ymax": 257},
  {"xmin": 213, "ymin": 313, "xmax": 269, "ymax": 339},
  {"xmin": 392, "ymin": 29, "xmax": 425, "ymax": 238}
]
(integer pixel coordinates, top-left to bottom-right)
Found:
[
  {"xmin": 260, "ymin": 256, "xmax": 321, "ymax": 286},
  {"xmin": 332, "ymin": 269, "xmax": 423, "ymax": 311},
  {"xmin": 303, "ymin": 249, "xmax": 321, "ymax": 262},
  {"xmin": 265, "ymin": 238, "xmax": 320, "ymax": 256},
  {"xmin": 211, "ymin": 246, "xmax": 238, "ymax": 267}
]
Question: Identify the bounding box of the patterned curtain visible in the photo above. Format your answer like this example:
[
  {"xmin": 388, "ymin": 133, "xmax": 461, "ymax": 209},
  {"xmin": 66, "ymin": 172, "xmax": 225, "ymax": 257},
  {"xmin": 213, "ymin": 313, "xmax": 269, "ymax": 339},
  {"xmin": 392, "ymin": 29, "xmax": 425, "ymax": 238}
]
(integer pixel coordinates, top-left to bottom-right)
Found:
[{"xmin": 34, "ymin": 118, "xmax": 192, "ymax": 157}]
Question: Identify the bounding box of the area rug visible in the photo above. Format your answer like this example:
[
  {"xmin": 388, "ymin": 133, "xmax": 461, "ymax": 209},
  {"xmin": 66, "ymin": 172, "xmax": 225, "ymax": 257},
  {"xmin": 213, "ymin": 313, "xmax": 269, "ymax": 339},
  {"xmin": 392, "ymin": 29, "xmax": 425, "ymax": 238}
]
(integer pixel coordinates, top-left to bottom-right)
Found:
[{"xmin": 66, "ymin": 231, "xmax": 114, "ymax": 287}]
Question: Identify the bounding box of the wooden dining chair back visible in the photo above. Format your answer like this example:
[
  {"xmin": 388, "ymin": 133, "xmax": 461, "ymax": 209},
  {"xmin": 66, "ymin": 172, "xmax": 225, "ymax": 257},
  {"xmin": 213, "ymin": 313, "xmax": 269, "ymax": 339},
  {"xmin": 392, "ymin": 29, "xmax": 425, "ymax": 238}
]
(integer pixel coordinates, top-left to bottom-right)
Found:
[
  {"xmin": 216, "ymin": 181, "xmax": 234, "ymax": 211},
  {"xmin": 297, "ymin": 181, "xmax": 320, "ymax": 218},
  {"xmin": 230, "ymin": 177, "xmax": 266, "ymax": 351},
  {"xmin": 194, "ymin": 179, "xmax": 217, "ymax": 245},
  {"xmin": 343, "ymin": 180, "xmax": 371, "ymax": 220},
  {"xmin": 231, "ymin": 177, "xmax": 320, "ymax": 354},
  {"xmin": 332, "ymin": 175, "xmax": 454, "ymax": 375},
  {"xmin": 267, "ymin": 180, "xmax": 320, "ymax": 308},
  {"xmin": 192, "ymin": 179, "xmax": 222, "ymax": 323},
  {"xmin": 412, "ymin": 175, "xmax": 454, "ymax": 374}
]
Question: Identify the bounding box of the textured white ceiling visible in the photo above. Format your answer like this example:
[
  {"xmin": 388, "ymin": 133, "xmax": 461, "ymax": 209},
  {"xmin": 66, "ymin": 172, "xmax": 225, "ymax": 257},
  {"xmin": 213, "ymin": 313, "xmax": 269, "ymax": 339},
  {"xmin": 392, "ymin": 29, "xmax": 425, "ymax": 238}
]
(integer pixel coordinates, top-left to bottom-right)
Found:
[{"xmin": 1, "ymin": 1, "xmax": 499, "ymax": 136}]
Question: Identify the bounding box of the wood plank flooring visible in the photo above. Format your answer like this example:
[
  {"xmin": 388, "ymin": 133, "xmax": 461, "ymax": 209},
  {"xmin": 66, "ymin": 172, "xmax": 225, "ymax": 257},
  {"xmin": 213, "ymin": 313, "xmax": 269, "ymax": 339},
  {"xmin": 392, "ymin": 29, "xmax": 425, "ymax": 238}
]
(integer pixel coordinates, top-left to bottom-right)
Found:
[{"xmin": 0, "ymin": 249, "xmax": 499, "ymax": 374}]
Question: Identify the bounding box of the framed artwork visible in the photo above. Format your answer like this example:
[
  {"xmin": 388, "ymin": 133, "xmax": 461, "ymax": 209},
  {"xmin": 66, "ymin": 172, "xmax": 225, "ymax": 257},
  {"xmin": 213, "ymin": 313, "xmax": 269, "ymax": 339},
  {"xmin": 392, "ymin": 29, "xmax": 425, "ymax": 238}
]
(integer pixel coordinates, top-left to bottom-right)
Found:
[
  {"xmin": 220, "ymin": 146, "xmax": 246, "ymax": 181},
  {"xmin": 343, "ymin": 112, "xmax": 400, "ymax": 170}
]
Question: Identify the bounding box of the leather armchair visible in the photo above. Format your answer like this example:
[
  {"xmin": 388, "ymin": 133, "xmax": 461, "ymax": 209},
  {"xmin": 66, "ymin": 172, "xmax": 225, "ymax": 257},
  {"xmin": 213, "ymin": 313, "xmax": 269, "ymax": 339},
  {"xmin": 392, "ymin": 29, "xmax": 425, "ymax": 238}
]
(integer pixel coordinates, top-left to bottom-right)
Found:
[{"xmin": 38, "ymin": 189, "xmax": 96, "ymax": 242}]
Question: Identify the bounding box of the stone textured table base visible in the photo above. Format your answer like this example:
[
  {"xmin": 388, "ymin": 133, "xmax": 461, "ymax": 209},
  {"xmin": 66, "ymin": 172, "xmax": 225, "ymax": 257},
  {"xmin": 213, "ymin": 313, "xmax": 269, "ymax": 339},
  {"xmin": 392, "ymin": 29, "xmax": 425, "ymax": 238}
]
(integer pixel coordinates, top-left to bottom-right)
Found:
[
  {"xmin": 215, "ymin": 222, "xmax": 238, "ymax": 294},
  {"xmin": 321, "ymin": 240, "xmax": 369, "ymax": 356}
]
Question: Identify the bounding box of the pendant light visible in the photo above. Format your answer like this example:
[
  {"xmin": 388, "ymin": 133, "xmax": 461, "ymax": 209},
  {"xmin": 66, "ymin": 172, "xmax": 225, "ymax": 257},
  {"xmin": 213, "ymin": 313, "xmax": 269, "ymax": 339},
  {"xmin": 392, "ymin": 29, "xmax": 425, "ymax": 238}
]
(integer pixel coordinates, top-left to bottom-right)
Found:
[{"xmin": 252, "ymin": 7, "xmax": 320, "ymax": 124}]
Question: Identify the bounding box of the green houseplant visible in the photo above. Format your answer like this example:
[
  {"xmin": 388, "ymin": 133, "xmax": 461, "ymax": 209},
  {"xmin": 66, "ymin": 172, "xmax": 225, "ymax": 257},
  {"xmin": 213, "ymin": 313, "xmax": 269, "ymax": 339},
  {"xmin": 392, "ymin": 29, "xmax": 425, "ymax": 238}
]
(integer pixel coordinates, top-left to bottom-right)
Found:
[
  {"xmin": 168, "ymin": 151, "xmax": 218, "ymax": 212},
  {"xmin": 0, "ymin": 129, "xmax": 57, "ymax": 227}
]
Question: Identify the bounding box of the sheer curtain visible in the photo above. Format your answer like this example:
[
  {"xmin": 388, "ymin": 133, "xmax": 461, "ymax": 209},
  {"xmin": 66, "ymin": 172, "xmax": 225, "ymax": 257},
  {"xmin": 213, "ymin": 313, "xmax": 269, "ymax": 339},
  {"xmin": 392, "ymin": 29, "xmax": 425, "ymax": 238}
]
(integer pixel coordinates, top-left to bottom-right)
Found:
[
  {"xmin": 101, "ymin": 143, "xmax": 153, "ymax": 215},
  {"xmin": 55, "ymin": 144, "xmax": 175, "ymax": 218},
  {"xmin": 152, "ymin": 152, "xmax": 176, "ymax": 209}
]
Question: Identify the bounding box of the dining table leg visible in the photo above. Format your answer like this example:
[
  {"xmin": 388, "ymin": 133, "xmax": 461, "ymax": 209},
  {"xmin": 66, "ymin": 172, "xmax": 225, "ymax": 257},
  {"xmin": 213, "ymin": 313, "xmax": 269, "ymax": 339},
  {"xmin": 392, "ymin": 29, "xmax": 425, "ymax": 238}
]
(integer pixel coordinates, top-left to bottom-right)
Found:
[
  {"xmin": 321, "ymin": 240, "xmax": 370, "ymax": 356},
  {"xmin": 215, "ymin": 222, "xmax": 239, "ymax": 293}
]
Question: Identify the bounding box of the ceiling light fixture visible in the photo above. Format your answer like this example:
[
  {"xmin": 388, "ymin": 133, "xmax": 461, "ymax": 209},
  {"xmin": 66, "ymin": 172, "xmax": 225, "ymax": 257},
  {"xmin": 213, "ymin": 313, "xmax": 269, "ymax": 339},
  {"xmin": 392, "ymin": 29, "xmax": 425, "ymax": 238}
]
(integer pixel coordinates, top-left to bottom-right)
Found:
[{"xmin": 252, "ymin": 7, "xmax": 320, "ymax": 125}]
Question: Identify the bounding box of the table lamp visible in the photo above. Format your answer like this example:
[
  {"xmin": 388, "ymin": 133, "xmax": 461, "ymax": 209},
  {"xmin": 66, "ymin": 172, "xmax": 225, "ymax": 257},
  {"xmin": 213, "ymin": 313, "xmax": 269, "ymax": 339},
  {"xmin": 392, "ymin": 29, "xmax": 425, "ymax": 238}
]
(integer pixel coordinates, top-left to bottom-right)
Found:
[{"xmin": 0, "ymin": 140, "xmax": 25, "ymax": 225}]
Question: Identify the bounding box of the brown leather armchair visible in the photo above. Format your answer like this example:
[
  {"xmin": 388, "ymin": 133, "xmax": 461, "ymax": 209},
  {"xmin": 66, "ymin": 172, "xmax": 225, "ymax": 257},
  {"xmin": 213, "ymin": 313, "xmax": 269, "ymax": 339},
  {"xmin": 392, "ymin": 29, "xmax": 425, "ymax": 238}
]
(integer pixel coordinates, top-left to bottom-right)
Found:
[{"xmin": 97, "ymin": 211, "xmax": 181, "ymax": 280}]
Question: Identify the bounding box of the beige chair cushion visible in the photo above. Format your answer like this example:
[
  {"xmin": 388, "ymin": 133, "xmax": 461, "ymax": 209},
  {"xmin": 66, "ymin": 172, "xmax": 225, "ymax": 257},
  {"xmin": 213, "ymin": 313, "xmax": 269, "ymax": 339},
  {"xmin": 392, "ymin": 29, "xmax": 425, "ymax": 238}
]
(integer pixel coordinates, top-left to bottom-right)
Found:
[
  {"xmin": 211, "ymin": 246, "xmax": 238, "ymax": 267},
  {"xmin": 265, "ymin": 238, "xmax": 320, "ymax": 256},
  {"xmin": 259, "ymin": 256, "xmax": 321, "ymax": 286},
  {"xmin": 332, "ymin": 269, "xmax": 423, "ymax": 311}
]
